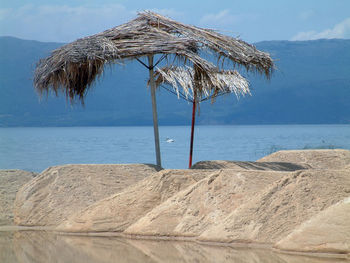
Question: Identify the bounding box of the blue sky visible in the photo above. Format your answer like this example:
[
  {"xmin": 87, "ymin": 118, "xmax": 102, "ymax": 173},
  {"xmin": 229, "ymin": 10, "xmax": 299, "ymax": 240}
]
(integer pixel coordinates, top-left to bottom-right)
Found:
[{"xmin": 1, "ymin": 0, "xmax": 350, "ymax": 43}]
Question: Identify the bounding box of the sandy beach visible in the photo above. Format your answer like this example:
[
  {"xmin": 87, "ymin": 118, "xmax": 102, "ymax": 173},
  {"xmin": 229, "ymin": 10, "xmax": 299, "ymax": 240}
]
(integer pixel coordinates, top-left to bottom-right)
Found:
[{"xmin": 1, "ymin": 149, "xmax": 349, "ymax": 262}]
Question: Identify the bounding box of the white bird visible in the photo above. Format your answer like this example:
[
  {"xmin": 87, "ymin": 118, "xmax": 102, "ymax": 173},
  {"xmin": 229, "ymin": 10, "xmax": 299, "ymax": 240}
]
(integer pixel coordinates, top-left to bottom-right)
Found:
[{"xmin": 166, "ymin": 137, "xmax": 175, "ymax": 143}]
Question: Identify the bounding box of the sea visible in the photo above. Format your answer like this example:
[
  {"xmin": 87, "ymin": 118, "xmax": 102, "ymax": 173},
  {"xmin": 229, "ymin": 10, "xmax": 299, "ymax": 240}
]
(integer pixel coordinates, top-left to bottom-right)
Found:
[{"xmin": 1, "ymin": 124, "xmax": 349, "ymax": 172}]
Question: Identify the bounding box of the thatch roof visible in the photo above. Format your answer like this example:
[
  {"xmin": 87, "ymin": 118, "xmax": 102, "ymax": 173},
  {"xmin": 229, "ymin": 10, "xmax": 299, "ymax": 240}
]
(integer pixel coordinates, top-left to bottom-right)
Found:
[
  {"xmin": 34, "ymin": 11, "xmax": 273, "ymax": 101},
  {"xmin": 154, "ymin": 66, "xmax": 250, "ymax": 102}
]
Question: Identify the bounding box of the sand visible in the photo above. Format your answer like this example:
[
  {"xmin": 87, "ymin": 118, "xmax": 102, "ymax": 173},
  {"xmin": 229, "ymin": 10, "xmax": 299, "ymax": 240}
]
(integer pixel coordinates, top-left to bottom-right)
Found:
[
  {"xmin": 5, "ymin": 149, "xmax": 350, "ymax": 257},
  {"xmin": 0, "ymin": 170, "xmax": 36, "ymax": 225}
]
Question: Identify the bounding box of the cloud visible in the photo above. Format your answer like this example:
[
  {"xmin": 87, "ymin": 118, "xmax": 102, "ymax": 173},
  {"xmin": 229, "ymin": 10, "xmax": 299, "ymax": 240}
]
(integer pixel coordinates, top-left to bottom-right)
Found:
[
  {"xmin": 0, "ymin": 4, "xmax": 134, "ymax": 42},
  {"xmin": 292, "ymin": 17, "xmax": 350, "ymax": 40},
  {"xmin": 298, "ymin": 10, "xmax": 314, "ymax": 20},
  {"xmin": 0, "ymin": 7, "xmax": 11, "ymax": 20},
  {"xmin": 200, "ymin": 9, "xmax": 237, "ymax": 28},
  {"xmin": 199, "ymin": 9, "xmax": 258, "ymax": 39},
  {"xmin": 145, "ymin": 8, "xmax": 184, "ymax": 19}
]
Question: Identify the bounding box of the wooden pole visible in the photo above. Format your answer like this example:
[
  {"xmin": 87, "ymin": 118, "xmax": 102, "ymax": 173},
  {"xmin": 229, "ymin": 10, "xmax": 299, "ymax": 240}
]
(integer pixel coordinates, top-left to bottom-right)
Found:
[
  {"xmin": 188, "ymin": 98, "xmax": 196, "ymax": 168},
  {"xmin": 148, "ymin": 55, "xmax": 162, "ymax": 167},
  {"xmin": 188, "ymin": 66, "xmax": 201, "ymax": 169}
]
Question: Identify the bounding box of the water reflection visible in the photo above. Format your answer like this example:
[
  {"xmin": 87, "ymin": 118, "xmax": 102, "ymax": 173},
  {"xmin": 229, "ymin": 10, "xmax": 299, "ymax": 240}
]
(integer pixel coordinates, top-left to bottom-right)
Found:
[{"xmin": 0, "ymin": 231, "xmax": 345, "ymax": 263}]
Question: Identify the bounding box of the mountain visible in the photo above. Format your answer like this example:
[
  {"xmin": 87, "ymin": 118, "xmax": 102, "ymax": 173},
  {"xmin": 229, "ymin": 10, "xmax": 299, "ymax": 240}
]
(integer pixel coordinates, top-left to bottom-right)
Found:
[{"xmin": 0, "ymin": 36, "xmax": 349, "ymax": 126}]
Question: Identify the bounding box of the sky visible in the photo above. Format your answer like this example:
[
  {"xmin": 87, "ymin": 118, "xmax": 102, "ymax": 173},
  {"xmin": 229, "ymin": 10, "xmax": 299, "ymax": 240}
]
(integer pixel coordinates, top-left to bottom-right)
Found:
[{"xmin": 1, "ymin": 0, "xmax": 350, "ymax": 43}]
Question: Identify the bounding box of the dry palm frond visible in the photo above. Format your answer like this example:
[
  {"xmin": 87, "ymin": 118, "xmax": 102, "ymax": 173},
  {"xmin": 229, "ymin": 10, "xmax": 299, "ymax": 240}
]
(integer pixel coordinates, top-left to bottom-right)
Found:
[
  {"xmin": 139, "ymin": 12, "xmax": 273, "ymax": 76},
  {"xmin": 154, "ymin": 66, "xmax": 250, "ymax": 103},
  {"xmin": 34, "ymin": 11, "xmax": 273, "ymax": 102}
]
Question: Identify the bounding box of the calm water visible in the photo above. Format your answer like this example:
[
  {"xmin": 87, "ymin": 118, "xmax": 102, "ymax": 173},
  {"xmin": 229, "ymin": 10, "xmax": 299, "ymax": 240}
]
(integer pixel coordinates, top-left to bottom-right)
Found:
[
  {"xmin": 0, "ymin": 231, "xmax": 345, "ymax": 263},
  {"xmin": 0, "ymin": 125, "xmax": 349, "ymax": 172}
]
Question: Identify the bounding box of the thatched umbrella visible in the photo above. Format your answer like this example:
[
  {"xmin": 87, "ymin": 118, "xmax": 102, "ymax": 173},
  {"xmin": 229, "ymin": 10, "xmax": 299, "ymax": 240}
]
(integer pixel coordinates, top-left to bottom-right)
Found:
[
  {"xmin": 154, "ymin": 66, "xmax": 250, "ymax": 167},
  {"xmin": 34, "ymin": 11, "xmax": 273, "ymax": 168}
]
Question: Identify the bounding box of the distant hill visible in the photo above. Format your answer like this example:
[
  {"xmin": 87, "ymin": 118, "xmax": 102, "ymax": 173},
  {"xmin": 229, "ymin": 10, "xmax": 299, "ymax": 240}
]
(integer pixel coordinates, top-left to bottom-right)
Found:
[{"xmin": 0, "ymin": 36, "xmax": 349, "ymax": 126}]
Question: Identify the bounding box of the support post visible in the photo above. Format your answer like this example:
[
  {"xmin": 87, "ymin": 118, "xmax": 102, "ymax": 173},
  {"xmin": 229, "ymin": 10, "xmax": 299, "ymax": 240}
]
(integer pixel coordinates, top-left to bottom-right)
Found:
[
  {"xmin": 148, "ymin": 55, "xmax": 162, "ymax": 167},
  {"xmin": 188, "ymin": 99, "xmax": 196, "ymax": 168}
]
